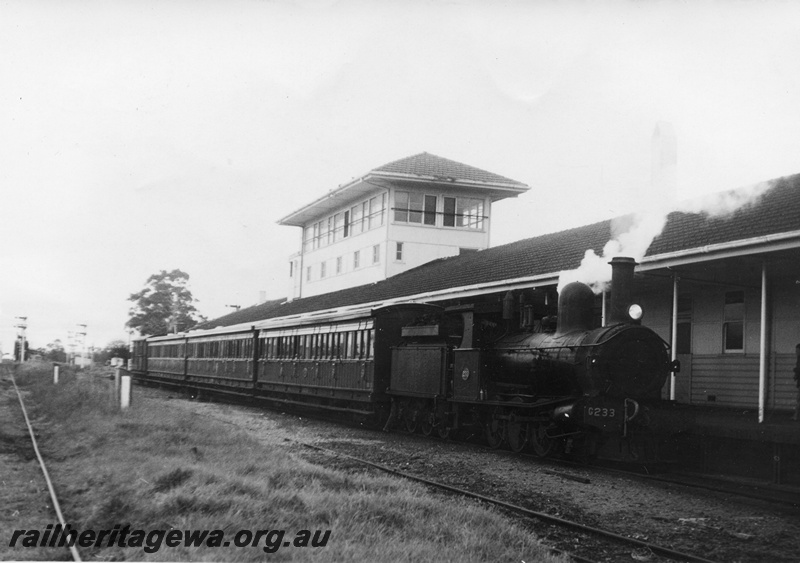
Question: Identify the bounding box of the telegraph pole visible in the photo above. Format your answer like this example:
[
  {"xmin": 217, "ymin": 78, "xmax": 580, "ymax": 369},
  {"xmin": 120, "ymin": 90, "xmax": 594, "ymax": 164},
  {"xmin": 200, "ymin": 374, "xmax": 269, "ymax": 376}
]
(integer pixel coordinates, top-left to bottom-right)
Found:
[
  {"xmin": 15, "ymin": 317, "xmax": 27, "ymax": 362},
  {"xmin": 76, "ymin": 324, "xmax": 87, "ymax": 367},
  {"xmin": 15, "ymin": 317, "xmax": 28, "ymax": 362}
]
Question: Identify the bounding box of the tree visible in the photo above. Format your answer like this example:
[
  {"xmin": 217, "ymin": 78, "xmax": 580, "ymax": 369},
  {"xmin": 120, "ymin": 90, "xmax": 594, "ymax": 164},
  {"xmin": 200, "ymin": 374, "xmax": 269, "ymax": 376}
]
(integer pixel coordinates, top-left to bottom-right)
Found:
[
  {"xmin": 94, "ymin": 339, "xmax": 131, "ymax": 365},
  {"xmin": 126, "ymin": 269, "xmax": 206, "ymax": 336},
  {"xmin": 45, "ymin": 339, "xmax": 67, "ymax": 363}
]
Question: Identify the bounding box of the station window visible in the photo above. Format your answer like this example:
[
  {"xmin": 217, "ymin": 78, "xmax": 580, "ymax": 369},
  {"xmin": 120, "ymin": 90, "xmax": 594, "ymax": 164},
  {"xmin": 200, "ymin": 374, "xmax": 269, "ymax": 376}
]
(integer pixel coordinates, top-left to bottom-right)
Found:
[
  {"xmin": 676, "ymin": 294, "xmax": 692, "ymax": 355},
  {"xmin": 723, "ymin": 291, "xmax": 744, "ymax": 353},
  {"xmin": 333, "ymin": 213, "xmax": 344, "ymax": 242},
  {"xmin": 372, "ymin": 244, "xmax": 380, "ymax": 264},
  {"xmin": 353, "ymin": 250, "xmax": 360, "ymax": 269},
  {"xmin": 305, "ymin": 193, "xmax": 386, "ymax": 251},
  {"xmin": 320, "ymin": 262, "xmax": 326, "ymax": 278},
  {"xmin": 396, "ymin": 242, "xmax": 404, "ymax": 261},
  {"xmin": 306, "ymin": 266, "xmax": 311, "ymax": 282},
  {"xmin": 350, "ymin": 204, "xmax": 364, "ymax": 234},
  {"xmin": 336, "ymin": 256, "xmax": 342, "ymax": 274},
  {"xmin": 368, "ymin": 194, "xmax": 386, "ymax": 229}
]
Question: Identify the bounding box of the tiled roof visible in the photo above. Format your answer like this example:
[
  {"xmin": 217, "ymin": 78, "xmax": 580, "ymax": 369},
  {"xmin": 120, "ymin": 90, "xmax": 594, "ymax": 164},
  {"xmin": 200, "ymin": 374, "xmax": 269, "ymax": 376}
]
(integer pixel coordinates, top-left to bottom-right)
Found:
[
  {"xmin": 277, "ymin": 152, "xmax": 528, "ymax": 227},
  {"xmin": 649, "ymin": 175, "xmax": 800, "ymax": 254},
  {"xmin": 372, "ymin": 152, "xmax": 528, "ymax": 187},
  {"xmin": 201, "ymin": 173, "xmax": 800, "ymax": 329}
]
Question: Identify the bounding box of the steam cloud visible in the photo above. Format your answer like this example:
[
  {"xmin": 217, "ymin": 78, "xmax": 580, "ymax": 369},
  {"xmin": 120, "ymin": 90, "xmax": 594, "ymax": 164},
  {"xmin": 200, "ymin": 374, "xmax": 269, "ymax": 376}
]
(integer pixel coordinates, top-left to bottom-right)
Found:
[{"xmin": 557, "ymin": 180, "xmax": 774, "ymax": 294}]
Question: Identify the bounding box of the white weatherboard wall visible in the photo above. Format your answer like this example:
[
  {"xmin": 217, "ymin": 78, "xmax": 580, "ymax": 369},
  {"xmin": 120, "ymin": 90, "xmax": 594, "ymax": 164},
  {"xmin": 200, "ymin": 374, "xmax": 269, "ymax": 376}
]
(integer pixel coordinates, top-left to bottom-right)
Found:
[{"xmin": 636, "ymin": 268, "xmax": 800, "ymax": 411}]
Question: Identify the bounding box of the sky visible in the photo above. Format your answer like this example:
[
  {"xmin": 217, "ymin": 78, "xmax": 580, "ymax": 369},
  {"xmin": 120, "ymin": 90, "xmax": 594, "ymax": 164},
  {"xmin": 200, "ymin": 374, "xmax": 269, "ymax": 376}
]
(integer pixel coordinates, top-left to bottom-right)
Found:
[{"xmin": 2, "ymin": 0, "xmax": 800, "ymax": 354}]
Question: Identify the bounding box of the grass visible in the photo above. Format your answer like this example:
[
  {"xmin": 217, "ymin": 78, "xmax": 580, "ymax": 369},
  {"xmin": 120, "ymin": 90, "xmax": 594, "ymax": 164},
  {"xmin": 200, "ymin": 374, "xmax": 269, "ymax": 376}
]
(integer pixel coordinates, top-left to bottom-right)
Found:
[{"xmin": 3, "ymin": 360, "xmax": 567, "ymax": 562}]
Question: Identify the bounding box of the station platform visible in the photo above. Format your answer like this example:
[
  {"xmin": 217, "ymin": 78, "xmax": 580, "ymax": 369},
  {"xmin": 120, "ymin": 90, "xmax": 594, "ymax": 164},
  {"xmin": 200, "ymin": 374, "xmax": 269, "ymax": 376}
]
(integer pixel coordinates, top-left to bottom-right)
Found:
[{"xmin": 663, "ymin": 405, "xmax": 800, "ymax": 488}]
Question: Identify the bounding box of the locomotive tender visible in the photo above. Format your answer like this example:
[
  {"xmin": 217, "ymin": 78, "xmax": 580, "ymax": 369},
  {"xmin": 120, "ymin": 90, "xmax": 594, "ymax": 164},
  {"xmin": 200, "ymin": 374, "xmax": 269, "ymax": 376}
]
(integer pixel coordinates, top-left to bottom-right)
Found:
[{"xmin": 131, "ymin": 256, "xmax": 679, "ymax": 462}]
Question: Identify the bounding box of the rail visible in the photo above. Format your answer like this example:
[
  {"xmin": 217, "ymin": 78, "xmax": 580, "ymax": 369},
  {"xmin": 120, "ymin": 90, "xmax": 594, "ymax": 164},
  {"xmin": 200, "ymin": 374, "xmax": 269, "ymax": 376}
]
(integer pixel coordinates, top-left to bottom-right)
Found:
[
  {"xmin": 7, "ymin": 365, "xmax": 82, "ymax": 562},
  {"xmin": 297, "ymin": 439, "xmax": 719, "ymax": 563}
]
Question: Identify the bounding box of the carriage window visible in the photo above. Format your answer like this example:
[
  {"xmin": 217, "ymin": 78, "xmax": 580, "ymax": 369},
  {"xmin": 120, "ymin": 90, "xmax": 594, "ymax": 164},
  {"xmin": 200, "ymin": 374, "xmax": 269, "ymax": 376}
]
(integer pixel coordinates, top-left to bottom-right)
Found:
[
  {"xmin": 367, "ymin": 330, "xmax": 374, "ymax": 359},
  {"xmin": 723, "ymin": 291, "xmax": 744, "ymax": 353},
  {"xmin": 354, "ymin": 331, "xmax": 363, "ymax": 359}
]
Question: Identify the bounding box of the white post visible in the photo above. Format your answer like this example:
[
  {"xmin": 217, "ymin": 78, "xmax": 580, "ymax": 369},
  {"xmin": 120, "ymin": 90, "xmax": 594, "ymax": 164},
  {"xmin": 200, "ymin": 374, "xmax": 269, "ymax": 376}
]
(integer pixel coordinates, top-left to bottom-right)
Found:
[
  {"xmin": 53, "ymin": 364, "xmax": 59, "ymax": 384},
  {"xmin": 120, "ymin": 375, "xmax": 131, "ymax": 409},
  {"xmin": 670, "ymin": 274, "xmax": 678, "ymax": 401},
  {"xmin": 114, "ymin": 368, "xmax": 121, "ymax": 405},
  {"xmin": 758, "ymin": 262, "xmax": 768, "ymax": 423}
]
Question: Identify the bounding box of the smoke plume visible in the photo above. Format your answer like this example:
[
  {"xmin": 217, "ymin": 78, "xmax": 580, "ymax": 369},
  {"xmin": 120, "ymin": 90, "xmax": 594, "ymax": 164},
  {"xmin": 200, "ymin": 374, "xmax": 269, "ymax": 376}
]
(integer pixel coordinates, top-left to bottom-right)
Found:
[{"xmin": 557, "ymin": 180, "xmax": 773, "ymax": 294}]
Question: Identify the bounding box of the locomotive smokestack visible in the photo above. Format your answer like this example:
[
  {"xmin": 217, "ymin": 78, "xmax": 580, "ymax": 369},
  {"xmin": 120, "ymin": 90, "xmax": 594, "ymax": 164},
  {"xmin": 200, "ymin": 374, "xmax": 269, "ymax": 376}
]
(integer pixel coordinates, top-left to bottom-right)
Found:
[{"xmin": 608, "ymin": 257, "xmax": 637, "ymax": 325}]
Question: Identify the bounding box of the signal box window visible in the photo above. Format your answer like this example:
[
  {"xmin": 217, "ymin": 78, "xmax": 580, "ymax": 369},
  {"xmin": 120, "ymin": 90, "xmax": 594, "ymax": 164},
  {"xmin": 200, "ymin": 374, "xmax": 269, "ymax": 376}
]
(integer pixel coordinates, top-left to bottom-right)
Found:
[
  {"xmin": 394, "ymin": 191, "xmax": 437, "ymax": 225},
  {"xmin": 396, "ymin": 242, "xmax": 404, "ymax": 261},
  {"xmin": 372, "ymin": 244, "xmax": 380, "ymax": 264},
  {"xmin": 723, "ymin": 291, "xmax": 744, "ymax": 352},
  {"xmin": 443, "ymin": 196, "xmax": 485, "ymax": 229},
  {"xmin": 354, "ymin": 250, "xmax": 360, "ymax": 269}
]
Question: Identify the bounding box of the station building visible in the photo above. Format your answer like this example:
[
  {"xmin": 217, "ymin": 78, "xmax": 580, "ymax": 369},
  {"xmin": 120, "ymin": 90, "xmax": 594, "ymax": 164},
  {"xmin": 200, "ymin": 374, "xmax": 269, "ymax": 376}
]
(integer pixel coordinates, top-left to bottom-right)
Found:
[
  {"xmin": 277, "ymin": 152, "xmax": 529, "ymax": 299},
  {"xmin": 204, "ymin": 155, "xmax": 800, "ymax": 483}
]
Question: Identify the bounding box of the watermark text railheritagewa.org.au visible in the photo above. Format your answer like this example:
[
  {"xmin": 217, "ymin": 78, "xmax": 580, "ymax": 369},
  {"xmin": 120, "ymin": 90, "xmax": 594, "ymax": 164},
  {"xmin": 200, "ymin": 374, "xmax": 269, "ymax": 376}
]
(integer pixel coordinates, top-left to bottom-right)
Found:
[{"xmin": 9, "ymin": 524, "xmax": 331, "ymax": 554}]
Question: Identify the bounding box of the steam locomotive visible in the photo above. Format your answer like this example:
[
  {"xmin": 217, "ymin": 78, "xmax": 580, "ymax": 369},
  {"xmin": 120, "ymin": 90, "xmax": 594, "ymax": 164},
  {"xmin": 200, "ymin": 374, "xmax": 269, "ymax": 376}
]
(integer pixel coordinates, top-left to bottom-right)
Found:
[{"xmin": 130, "ymin": 256, "xmax": 679, "ymax": 463}]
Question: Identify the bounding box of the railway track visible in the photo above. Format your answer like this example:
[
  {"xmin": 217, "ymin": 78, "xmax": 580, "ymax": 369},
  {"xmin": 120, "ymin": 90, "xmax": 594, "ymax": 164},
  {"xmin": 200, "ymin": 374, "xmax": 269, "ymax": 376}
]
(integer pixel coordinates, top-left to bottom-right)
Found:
[
  {"xmin": 134, "ymin": 382, "xmax": 800, "ymax": 561},
  {"xmin": 2, "ymin": 364, "xmax": 81, "ymax": 562},
  {"xmin": 151, "ymin": 377, "xmax": 800, "ymax": 511},
  {"xmin": 297, "ymin": 439, "xmax": 718, "ymax": 563}
]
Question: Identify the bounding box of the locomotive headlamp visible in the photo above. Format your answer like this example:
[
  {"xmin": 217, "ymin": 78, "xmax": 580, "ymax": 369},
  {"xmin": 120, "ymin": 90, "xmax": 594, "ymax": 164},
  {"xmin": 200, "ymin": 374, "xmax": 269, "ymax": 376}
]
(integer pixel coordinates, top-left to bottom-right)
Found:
[{"xmin": 628, "ymin": 304, "xmax": 643, "ymax": 321}]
